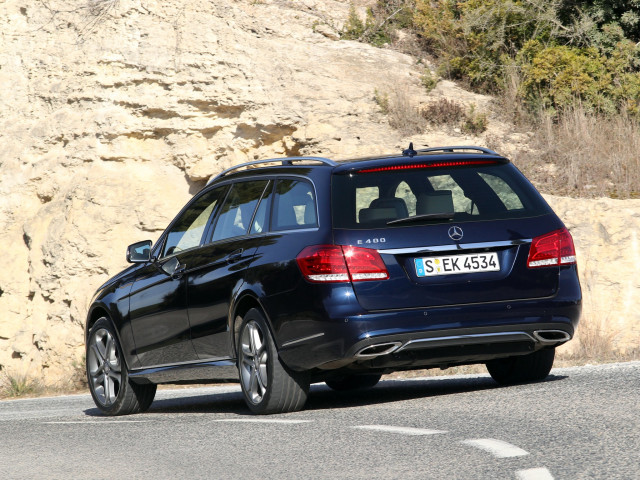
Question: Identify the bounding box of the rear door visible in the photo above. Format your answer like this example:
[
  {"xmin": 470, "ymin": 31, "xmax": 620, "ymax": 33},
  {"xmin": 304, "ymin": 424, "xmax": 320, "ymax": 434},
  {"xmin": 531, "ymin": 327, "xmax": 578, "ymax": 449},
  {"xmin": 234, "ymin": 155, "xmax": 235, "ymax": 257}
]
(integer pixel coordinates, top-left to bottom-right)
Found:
[
  {"xmin": 331, "ymin": 160, "xmax": 562, "ymax": 311},
  {"xmin": 187, "ymin": 179, "xmax": 271, "ymax": 360}
]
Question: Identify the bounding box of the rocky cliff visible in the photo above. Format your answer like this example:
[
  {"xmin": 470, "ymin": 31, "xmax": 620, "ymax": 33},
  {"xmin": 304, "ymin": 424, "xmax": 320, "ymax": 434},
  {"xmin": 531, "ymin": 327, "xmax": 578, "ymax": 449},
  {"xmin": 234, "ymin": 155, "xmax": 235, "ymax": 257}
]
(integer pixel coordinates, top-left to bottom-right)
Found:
[{"xmin": 0, "ymin": 0, "xmax": 637, "ymax": 385}]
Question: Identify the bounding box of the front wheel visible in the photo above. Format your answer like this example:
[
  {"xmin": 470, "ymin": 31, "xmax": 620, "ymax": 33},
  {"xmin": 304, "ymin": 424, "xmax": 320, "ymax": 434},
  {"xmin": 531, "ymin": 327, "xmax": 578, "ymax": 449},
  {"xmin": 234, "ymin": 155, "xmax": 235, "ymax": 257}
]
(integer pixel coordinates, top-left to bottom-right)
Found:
[
  {"xmin": 86, "ymin": 318, "xmax": 156, "ymax": 415},
  {"xmin": 486, "ymin": 347, "xmax": 555, "ymax": 385},
  {"xmin": 237, "ymin": 309, "xmax": 309, "ymax": 414}
]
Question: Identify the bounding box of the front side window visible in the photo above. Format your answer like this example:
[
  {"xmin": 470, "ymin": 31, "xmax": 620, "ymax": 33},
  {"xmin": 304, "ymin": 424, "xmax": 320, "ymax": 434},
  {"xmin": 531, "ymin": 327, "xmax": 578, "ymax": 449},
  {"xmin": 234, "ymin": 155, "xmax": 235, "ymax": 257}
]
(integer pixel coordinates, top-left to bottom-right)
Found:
[
  {"xmin": 211, "ymin": 180, "xmax": 269, "ymax": 242},
  {"xmin": 163, "ymin": 187, "xmax": 226, "ymax": 257},
  {"xmin": 272, "ymin": 179, "xmax": 318, "ymax": 231}
]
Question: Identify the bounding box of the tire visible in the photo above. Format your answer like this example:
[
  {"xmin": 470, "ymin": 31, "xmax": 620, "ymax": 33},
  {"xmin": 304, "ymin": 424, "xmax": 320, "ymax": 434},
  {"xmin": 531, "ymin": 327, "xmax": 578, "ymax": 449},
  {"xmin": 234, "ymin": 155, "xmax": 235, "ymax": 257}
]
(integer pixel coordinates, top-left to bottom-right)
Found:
[
  {"xmin": 325, "ymin": 374, "xmax": 382, "ymax": 391},
  {"xmin": 86, "ymin": 318, "xmax": 156, "ymax": 415},
  {"xmin": 486, "ymin": 347, "xmax": 555, "ymax": 385},
  {"xmin": 237, "ymin": 308, "xmax": 309, "ymax": 414}
]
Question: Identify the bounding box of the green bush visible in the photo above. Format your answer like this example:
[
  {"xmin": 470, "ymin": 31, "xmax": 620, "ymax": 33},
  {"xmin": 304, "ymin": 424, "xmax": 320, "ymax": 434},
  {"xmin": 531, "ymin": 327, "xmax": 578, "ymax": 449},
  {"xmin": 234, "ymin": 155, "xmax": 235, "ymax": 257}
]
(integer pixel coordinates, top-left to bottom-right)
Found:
[
  {"xmin": 520, "ymin": 44, "xmax": 614, "ymax": 114},
  {"xmin": 342, "ymin": 1, "xmax": 415, "ymax": 47},
  {"xmin": 412, "ymin": 0, "xmax": 640, "ymax": 116}
]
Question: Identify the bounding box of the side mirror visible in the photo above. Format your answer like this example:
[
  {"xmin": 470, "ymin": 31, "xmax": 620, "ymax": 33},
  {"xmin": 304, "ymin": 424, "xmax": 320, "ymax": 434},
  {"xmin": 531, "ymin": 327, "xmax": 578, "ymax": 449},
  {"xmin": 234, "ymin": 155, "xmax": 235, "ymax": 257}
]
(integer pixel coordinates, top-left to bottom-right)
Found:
[{"xmin": 126, "ymin": 240, "xmax": 152, "ymax": 263}]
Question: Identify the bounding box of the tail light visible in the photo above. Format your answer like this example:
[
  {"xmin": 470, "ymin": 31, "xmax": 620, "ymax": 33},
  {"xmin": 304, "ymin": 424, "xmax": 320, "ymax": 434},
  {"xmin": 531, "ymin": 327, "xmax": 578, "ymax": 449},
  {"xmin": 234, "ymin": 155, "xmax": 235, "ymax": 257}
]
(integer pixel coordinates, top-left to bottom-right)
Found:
[
  {"xmin": 527, "ymin": 228, "xmax": 577, "ymax": 268},
  {"xmin": 296, "ymin": 245, "xmax": 389, "ymax": 283}
]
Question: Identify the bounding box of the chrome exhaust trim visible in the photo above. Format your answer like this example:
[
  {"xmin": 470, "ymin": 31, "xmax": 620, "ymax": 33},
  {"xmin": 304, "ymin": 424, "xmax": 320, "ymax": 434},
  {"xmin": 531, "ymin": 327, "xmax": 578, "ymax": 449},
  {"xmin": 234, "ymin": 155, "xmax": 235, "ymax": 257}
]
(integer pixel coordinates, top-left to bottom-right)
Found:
[
  {"xmin": 355, "ymin": 342, "xmax": 402, "ymax": 358},
  {"xmin": 395, "ymin": 332, "xmax": 536, "ymax": 352},
  {"xmin": 533, "ymin": 330, "xmax": 571, "ymax": 344}
]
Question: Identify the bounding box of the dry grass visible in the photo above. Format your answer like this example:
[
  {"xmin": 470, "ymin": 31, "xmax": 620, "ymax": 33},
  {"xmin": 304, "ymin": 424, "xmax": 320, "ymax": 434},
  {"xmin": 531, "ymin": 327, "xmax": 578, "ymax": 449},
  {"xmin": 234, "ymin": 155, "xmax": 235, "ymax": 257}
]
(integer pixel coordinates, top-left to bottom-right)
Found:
[
  {"xmin": 421, "ymin": 98, "xmax": 465, "ymax": 126},
  {"xmin": 515, "ymin": 106, "xmax": 640, "ymax": 199},
  {"xmin": 0, "ymin": 372, "xmax": 44, "ymax": 399},
  {"xmin": 0, "ymin": 358, "xmax": 87, "ymax": 400},
  {"xmin": 374, "ymin": 86, "xmax": 426, "ymax": 136}
]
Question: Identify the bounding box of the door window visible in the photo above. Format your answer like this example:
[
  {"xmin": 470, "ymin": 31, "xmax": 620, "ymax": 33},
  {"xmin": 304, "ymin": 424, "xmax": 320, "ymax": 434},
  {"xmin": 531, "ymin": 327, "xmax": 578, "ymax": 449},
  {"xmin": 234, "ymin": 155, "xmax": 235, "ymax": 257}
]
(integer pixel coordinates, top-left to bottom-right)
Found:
[
  {"xmin": 163, "ymin": 187, "xmax": 226, "ymax": 257},
  {"xmin": 211, "ymin": 180, "xmax": 270, "ymax": 242}
]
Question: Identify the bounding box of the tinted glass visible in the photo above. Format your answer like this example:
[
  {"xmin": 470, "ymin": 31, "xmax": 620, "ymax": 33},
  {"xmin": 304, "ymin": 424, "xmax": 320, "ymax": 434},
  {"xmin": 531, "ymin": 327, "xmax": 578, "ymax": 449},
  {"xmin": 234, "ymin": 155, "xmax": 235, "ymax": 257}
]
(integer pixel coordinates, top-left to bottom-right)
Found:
[
  {"xmin": 250, "ymin": 181, "xmax": 273, "ymax": 234},
  {"xmin": 163, "ymin": 187, "xmax": 226, "ymax": 256},
  {"xmin": 211, "ymin": 180, "xmax": 269, "ymax": 242},
  {"xmin": 272, "ymin": 179, "xmax": 318, "ymax": 231},
  {"xmin": 332, "ymin": 163, "xmax": 551, "ymax": 229}
]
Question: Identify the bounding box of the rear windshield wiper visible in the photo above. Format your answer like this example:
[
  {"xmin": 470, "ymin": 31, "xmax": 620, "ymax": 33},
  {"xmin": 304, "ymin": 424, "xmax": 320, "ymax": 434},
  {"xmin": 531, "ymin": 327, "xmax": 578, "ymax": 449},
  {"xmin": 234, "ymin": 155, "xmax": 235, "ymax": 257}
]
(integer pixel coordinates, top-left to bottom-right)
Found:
[{"xmin": 387, "ymin": 212, "xmax": 455, "ymax": 226}]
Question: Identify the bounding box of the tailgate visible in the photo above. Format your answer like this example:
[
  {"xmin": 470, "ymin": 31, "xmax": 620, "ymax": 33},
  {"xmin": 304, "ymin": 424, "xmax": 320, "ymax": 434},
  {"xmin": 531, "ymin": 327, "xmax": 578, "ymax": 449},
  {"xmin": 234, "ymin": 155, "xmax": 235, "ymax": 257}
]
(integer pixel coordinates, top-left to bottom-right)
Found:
[{"xmin": 333, "ymin": 215, "xmax": 561, "ymax": 311}]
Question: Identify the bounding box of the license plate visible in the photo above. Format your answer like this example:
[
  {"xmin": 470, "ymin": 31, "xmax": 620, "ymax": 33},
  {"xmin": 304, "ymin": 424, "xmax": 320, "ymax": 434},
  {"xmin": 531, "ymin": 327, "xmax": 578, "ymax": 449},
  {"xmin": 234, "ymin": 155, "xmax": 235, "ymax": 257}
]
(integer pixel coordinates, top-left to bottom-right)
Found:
[{"xmin": 415, "ymin": 252, "xmax": 500, "ymax": 277}]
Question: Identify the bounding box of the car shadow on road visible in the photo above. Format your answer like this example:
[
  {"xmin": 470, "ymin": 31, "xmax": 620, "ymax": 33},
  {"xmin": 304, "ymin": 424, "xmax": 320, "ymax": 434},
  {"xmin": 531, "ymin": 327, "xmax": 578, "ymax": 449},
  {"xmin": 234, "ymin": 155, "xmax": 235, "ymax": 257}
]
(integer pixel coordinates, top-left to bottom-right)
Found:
[
  {"xmin": 304, "ymin": 374, "xmax": 567, "ymax": 412},
  {"xmin": 83, "ymin": 374, "xmax": 567, "ymax": 416}
]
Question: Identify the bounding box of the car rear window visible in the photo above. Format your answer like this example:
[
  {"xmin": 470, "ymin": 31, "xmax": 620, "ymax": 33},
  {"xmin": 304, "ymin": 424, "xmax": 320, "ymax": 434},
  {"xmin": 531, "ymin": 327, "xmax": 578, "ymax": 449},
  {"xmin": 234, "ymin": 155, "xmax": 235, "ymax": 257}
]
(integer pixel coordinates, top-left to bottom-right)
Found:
[{"xmin": 332, "ymin": 163, "xmax": 551, "ymax": 229}]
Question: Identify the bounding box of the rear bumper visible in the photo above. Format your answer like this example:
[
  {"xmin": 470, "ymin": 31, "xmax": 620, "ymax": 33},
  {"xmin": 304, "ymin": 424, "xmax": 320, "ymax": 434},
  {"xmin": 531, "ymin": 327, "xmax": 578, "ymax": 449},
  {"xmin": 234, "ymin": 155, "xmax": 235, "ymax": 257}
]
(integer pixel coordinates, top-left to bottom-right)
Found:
[{"xmin": 278, "ymin": 296, "xmax": 581, "ymax": 372}]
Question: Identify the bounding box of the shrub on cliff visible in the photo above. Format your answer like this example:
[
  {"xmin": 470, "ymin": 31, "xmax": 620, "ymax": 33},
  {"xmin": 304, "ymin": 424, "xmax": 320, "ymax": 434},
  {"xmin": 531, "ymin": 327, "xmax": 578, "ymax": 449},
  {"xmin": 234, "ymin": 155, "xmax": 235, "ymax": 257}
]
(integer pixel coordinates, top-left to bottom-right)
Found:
[{"xmin": 410, "ymin": 0, "xmax": 640, "ymax": 117}]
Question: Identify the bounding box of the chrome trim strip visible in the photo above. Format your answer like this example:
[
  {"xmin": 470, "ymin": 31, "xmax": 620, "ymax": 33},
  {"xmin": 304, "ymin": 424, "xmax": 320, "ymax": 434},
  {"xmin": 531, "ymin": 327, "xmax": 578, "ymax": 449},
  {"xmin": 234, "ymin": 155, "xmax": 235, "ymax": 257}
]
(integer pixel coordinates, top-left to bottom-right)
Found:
[
  {"xmin": 394, "ymin": 332, "xmax": 536, "ymax": 352},
  {"xmin": 281, "ymin": 332, "xmax": 325, "ymax": 348},
  {"xmin": 378, "ymin": 239, "xmax": 532, "ymax": 255},
  {"xmin": 129, "ymin": 358, "xmax": 235, "ymax": 373}
]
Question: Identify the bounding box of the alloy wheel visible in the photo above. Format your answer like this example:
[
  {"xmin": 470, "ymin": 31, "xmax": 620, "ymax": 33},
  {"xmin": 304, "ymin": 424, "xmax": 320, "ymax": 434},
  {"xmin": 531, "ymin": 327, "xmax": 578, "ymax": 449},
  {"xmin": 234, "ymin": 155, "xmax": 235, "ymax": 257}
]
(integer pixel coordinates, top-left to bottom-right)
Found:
[
  {"xmin": 239, "ymin": 320, "xmax": 269, "ymax": 404},
  {"xmin": 87, "ymin": 328, "xmax": 122, "ymax": 407}
]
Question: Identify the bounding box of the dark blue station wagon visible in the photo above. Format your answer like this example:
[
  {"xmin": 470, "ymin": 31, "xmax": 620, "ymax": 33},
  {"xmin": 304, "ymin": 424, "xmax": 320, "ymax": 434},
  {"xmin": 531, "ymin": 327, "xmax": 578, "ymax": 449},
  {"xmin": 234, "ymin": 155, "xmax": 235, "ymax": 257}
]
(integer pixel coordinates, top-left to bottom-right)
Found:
[{"xmin": 85, "ymin": 146, "xmax": 582, "ymax": 414}]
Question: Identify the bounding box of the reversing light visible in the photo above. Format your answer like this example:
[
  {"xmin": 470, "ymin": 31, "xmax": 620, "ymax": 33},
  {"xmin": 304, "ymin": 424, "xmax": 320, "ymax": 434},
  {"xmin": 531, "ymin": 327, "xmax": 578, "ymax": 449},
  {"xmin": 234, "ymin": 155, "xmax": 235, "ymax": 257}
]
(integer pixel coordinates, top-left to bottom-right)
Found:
[
  {"xmin": 527, "ymin": 228, "xmax": 577, "ymax": 268},
  {"xmin": 358, "ymin": 160, "xmax": 498, "ymax": 173},
  {"xmin": 296, "ymin": 245, "xmax": 389, "ymax": 283}
]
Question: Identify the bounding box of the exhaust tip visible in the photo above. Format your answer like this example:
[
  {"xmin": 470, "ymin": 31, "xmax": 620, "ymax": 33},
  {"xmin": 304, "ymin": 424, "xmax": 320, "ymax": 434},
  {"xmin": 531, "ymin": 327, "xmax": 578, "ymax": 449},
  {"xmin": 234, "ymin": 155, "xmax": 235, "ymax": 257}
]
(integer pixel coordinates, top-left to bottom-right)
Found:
[
  {"xmin": 355, "ymin": 342, "xmax": 402, "ymax": 358},
  {"xmin": 533, "ymin": 330, "xmax": 571, "ymax": 344}
]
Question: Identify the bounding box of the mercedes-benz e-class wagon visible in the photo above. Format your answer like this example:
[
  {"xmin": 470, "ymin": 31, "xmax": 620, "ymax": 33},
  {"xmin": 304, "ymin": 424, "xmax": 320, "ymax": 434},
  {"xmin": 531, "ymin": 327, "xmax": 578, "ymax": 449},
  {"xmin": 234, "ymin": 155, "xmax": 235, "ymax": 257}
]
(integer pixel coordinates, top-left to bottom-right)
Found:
[{"xmin": 85, "ymin": 145, "xmax": 581, "ymax": 415}]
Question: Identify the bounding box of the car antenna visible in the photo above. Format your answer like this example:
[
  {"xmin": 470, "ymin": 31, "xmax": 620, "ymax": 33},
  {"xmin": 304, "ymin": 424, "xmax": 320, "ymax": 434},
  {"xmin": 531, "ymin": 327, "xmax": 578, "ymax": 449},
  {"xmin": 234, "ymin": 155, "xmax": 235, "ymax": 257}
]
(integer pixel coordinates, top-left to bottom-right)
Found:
[{"xmin": 402, "ymin": 142, "xmax": 417, "ymax": 157}]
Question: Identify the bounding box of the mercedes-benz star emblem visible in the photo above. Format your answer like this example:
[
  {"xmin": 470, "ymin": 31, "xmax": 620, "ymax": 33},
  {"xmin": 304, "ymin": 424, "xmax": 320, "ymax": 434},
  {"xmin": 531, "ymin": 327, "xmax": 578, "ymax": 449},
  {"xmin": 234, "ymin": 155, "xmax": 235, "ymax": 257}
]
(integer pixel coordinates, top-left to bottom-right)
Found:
[{"xmin": 448, "ymin": 226, "xmax": 463, "ymax": 241}]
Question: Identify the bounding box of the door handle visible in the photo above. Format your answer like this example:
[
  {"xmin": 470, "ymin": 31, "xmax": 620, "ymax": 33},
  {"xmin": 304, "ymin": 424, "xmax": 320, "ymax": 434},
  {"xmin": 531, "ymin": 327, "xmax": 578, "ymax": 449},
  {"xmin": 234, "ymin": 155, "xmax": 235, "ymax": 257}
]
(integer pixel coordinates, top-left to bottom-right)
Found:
[{"xmin": 227, "ymin": 249, "xmax": 244, "ymax": 264}]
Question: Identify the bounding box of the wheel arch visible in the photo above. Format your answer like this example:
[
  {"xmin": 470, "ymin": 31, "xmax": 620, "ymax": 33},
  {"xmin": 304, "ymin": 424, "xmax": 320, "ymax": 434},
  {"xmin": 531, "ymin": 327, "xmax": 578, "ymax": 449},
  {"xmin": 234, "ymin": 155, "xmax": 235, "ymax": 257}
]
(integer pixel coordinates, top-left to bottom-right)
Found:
[
  {"xmin": 85, "ymin": 304, "xmax": 138, "ymax": 371},
  {"xmin": 229, "ymin": 293, "xmax": 273, "ymax": 359},
  {"xmin": 86, "ymin": 305, "xmax": 112, "ymax": 341}
]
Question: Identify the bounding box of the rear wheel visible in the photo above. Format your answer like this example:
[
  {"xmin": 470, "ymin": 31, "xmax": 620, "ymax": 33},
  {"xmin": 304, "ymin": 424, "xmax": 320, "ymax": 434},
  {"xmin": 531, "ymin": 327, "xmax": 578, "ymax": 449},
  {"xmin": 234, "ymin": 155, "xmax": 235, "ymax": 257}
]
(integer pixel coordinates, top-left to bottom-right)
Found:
[
  {"xmin": 237, "ymin": 308, "xmax": 309, "ymax": 414},
  {"xmin": 86, "ymin": 318, "xmax": 156, "ymax": 415},
  {"xmin": 486, "ymin": 347, "xmax": 555, "ymax": 385},
  {"xmin": 325, "ymin": 374, "xmax": 382, "ymax": 391}
]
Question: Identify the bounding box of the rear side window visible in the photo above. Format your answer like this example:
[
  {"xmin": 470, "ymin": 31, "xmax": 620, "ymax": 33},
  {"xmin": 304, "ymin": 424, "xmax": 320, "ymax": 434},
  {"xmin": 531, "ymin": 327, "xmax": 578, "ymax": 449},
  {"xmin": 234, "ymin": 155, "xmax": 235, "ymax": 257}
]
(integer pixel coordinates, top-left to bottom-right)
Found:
[
  {"xmin": 332, "ymin": 163, "xmax": 550, "ymax": 229},
  {"xmin": 272, "ymin": 179, "xmax": 318, "ymax": 231}
]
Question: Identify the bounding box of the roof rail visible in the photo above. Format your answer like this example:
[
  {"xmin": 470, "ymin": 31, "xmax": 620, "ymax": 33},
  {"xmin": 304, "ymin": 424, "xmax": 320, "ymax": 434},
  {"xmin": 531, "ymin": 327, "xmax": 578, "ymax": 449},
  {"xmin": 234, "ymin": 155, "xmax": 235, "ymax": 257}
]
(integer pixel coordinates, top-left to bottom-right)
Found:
[
  {"xmin": 207, "ymin": 156, "xmax": 337, "ymax": 185},
  {"xmin": 415, "ymin": 146, "xmax": 499, "ymax": 156}
]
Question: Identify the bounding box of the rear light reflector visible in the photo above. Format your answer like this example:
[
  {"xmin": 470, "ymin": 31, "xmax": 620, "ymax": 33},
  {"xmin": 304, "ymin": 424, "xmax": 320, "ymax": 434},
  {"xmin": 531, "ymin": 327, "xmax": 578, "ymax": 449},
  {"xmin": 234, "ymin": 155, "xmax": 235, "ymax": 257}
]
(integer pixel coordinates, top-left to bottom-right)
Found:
[
  {"xmin": 296, "ymin": 245, "xmax": 389, "ymax": 283},
  {"xmin": 527, "ymin": 228, "xmax": 577, "ymax": 268},
  {"xmin": 358, "ymin": 160, "xmax": 498, "ymax": 173}
]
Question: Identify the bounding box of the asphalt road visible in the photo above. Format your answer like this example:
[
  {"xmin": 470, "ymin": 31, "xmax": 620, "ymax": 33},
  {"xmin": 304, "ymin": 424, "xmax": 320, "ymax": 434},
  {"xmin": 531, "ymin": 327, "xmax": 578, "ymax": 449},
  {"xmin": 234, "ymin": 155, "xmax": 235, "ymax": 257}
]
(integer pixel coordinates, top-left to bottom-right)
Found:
[{"xmin": 1, "ymin": 361, "xmax": 638, "ymax": 480}]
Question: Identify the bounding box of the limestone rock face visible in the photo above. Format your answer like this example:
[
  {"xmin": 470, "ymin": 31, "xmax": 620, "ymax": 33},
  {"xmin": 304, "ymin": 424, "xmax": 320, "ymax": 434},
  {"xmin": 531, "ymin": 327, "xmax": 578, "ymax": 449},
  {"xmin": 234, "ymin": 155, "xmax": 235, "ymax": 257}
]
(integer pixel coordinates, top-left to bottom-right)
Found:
[
  {"xmin": 545, "ymin": 195, "xmax": 640, "ymax": 355},
  {"xmin": 0, "ymin": 0, "xmax": 637, "ymax": 385}
]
